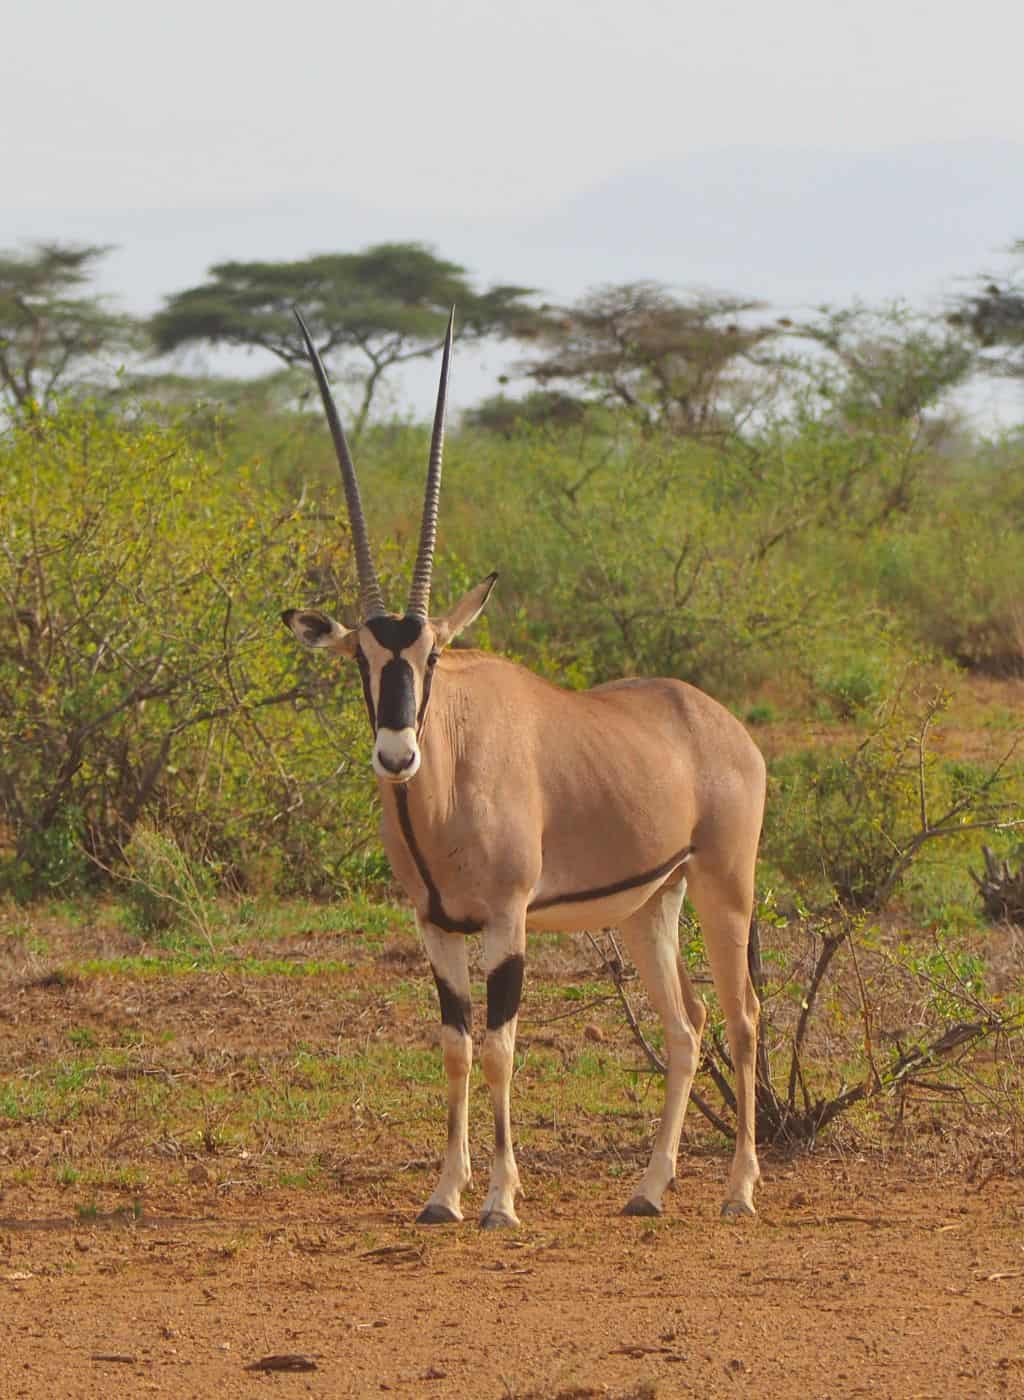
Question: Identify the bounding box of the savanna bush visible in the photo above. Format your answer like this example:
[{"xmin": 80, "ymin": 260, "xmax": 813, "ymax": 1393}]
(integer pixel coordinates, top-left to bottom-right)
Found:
[
  {"xmin": 6, "ymin": 381, "xmax": 1016, "ymax": 907},
  {"xmin": 349, "ymin": 417, "xmax": 903, "ymax": 700},
  {"xmin": 867, "ymin": 511, "xmax": 1024, "ymax": 676},
  {"xmin": 762, "ymin": 681, "xmax": 1021, "ymax": 911},
  {"xmin": 815, "ymin": 435, "xmax": 1024, "ymax": 676},
  {"xmin": 0, "ymin": 404, "xmax": 377, "ymax": 896}
]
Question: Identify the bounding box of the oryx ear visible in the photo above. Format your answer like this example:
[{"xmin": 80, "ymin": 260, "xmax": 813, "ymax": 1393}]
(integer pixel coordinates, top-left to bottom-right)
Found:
[
  {"xmin": 432, "ymin": 572, "xmax": 498, "ymax": 649},
  {"xmin": 282, "ymin": 608, "xmax": 359, "ymax": 657}
]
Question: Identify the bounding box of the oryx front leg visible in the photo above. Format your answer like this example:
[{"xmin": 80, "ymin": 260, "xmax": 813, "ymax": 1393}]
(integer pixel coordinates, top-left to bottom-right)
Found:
[
  {"xmin": 617, "ymin": 878, "xmax": 706, "ymax": 1217},
  {"xmin": 417, "ymin": 922, "xmax": 472, "ymax": 1225},
  {"xmin": 479, "ymin": 918, "xmax": 526, "ymax": 1229}
]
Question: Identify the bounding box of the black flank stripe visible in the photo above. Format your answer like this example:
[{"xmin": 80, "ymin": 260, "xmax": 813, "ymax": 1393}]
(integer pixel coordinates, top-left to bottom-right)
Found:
[
  {"xmin": 528, "ymin": 845, "xmax": 695, "ymax": 912},
  {"xmin": 395, "ymin": 777, "xmax": 692, "ymax": 937},
  {"xmin": 395, "ymin": 788, "xmax": 482, "ymax": 935},
  {"xmin": 486, "ymin": 954, "xmax": 524, "ymax": 1031}
]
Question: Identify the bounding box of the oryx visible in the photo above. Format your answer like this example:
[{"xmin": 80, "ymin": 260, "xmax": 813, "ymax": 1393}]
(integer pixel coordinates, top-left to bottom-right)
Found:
[{"xmin": 283, "ymin": 309, "xmax": 766, "ymax": 1227}]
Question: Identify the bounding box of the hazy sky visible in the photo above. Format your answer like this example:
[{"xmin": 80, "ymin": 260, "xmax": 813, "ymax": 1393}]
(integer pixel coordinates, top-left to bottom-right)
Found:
[
  {"xmin": 8, "ymin": 0, "xmax": 1023, "ymax": 218},
  {"xmin": 5, "ymin": 1, "xmax": 1023, "ymax": 419}
]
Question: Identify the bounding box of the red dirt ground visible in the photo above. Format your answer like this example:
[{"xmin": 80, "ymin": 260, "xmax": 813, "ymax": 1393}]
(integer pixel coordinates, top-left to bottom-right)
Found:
[
  {"xmin": 3, "ymin": 842, "xmax": 1023, "ymax": 1399},
  {"xmin": 2, "ymin": 1157, "xmax": 1023, "ymax": 1399}
]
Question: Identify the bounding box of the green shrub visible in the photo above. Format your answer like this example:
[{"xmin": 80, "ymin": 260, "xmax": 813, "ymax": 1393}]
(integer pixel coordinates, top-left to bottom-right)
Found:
[
  {"xmin": 120, "ymin": 823, "xmax": 216, "ymax": 940},
  {"xmin": 744, "ymin": 702, "xmax": 777, "ymax": 726},
  {"xmin": 0, "ymin": 404, "xmax": 379, "ymax": 897},
  {"xmin": 763, "ymin": 681, "xmax": 1022, "ymax": 911}
]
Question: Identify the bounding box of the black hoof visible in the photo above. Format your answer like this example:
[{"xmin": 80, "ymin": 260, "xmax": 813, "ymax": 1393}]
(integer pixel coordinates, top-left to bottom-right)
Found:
[
  {"xmin": 416, "ymin": 1203, "xmax": 460, "ymax": 1225},
  {"xmin": 720, "ymin": 1199, "xmax": 756, "ymax": 1221},
  {"xmin": 622, "ymin": 1195, "xmax": 661, "ymax": 1217},
  {"xmin": 479, "ymin": 1210, "xmax": 518, "ymax": 1231}
]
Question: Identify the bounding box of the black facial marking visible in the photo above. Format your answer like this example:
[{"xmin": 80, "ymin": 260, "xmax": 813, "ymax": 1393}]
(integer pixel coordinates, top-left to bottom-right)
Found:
[
  {"xmin": 354, "ymin": 649, "xmax": 376, "ymax": 729},
  {"xmin": 486, "ymin": 954, "xmax": 524, "ymax": 1031},
  {"xmin": 432, "ymin": 971, "xmax": 472, "ymax": 1035},
  {"xmin": 394, "ymin": 789, "xmax": 482, "ymax": 935},
  {"xmin": 378, "ymin": 657, "xmax": 417, "ymax": 732},
  {"xmin": 366, "ymin": 615, "xmax": 425, "ymax": 652},
  {"xmin": 416, "ymin": 663, "xmax": 436, "ymax": 736}
]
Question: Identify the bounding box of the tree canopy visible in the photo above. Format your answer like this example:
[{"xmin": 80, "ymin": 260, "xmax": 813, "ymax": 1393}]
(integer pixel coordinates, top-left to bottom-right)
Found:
[
  {"xmin": 521, "ymin": 282, "xmax": 777, "ymax": 438},
  {"xmin": 949, "ymin": 238, "xmax": 1024, "ymax": 380},
  {"xmin": 795, "ymin": 304, "xmax": 976, "ymax": 426},
  {"xmin": 0, "ymin": 243, "xmax": 136, "ymax": 415},
  {"xmin": 150, "ymin": 242, "xmax": 538, "ymax": 437}
]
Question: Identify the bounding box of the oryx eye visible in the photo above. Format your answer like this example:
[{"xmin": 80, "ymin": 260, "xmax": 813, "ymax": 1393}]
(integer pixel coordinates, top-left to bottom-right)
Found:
[{"xmin": 427, "ymin": 651, "xmax": 439, "ymax": 669}]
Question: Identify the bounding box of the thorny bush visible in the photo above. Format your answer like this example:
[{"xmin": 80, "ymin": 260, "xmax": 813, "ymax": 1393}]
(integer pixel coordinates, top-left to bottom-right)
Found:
[{"xmin": 0, "ymin": 406, "xmax": 378, "ymax": 895}]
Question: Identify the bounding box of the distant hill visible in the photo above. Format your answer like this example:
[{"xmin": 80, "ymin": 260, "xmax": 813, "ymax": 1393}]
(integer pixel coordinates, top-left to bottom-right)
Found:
[
  {"xmin": 10, "ymin": 140, "xmax": 1022, "ymax": 315},
  {"xmin": 495, "ymin": 140, "xmax": 1024, "ymax": 309}
]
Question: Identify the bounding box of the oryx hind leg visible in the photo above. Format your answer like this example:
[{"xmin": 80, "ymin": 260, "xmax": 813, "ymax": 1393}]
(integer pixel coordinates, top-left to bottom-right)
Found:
[
  {"xmin": 617, "ymin": 875, "xmax": 706, "ymax": 1216},
  {"xmin": 479, "ymin": 912, "xmax": 527, "ymax": 1229},
  {"xmin": 417, "ymin": 921, "xmax": 472, "ymax": 1224},
  {"xmin": 684, "ymin": 861, "xmax": 761, "ymax": 1219}
]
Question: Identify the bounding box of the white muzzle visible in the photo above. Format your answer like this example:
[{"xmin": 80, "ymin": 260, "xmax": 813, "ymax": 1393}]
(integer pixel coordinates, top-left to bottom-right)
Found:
[{"xmin": 373, "ymin": 726, "xmax": 421, "ymax": 782}]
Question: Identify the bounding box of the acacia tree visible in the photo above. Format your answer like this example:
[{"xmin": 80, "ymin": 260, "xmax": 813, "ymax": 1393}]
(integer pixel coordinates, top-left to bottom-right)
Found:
[
  {"xmin": 150, "ymin": 243, "xmax": 537, "ymax": 438},
  {"xmin": 794, "ymin": 303, "xmax": 977, "ymax": 426},
  {"xmin": 0, "ymin": 243, "xmax": 136, "ymax": 415},
  {"xmin": 948, "ymin": 238, "xmax": 1024, "ymax": 381},
  {"xmin": 521, "ymin": 282, "xmax": 777, "ymax": 437}
]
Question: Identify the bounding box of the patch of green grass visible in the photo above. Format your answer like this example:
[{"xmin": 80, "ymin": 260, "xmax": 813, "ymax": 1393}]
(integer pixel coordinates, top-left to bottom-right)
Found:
[
  {"xmin": 225, "ymin": 895, "xmax": 412, "ymax": 949},
  {"xmin": 249, "ymin": 1084, "xmax": 334, "ymax": 1124},
  {"xmin": 66, "ymin": 952, "xmax": 356, "ymax": 979},
  {"xmin": 570, "ymin": 1050, "xmax": 612, "ymax": 1079},
  {"xmin": 0, "ymin": 1049, "xmax": 155, "ymax": 1124},
  {"xmin": 66, "ymin": 1026, "xmax": 98, "ymax": 1049},
  {"xmin": 745, "ymin": 701, "xmax": 778, "ymax": 726},
  {"xmin": 69, "ymin": 1199, "xmax": 142, "ymax": 1223},
  {"xmin": 1, "ymin": 921, "xmax": 51, "ymax": 956},
  {"xmin": 277, "ymin": 1163, "xmax": 324, "ymax": 1189},
  {"xmin": 0, "ymin": 1081, "xmax": 51, "ymax": 1121},
  {"xmin": 557, "ymin": 983, "xmax": 609, "ymax": 1002},
  {"xmin": 41, "ymin": 898, "xmax": 96, "ymax": 929},
  {"xmin": 385, "ymin": 977, "xmax": 434, "ymax": 1008},
  {"xmin": 94, "ymin": 1166, "xmax": 147, "ymax": 1191},
  {"xmin": 112, "ymin": 1025, "xmax": 149, "ymax": 1047},
  {"xmin": 981, "ymin": 706, "xmax": 1020, "ymax": 731}
]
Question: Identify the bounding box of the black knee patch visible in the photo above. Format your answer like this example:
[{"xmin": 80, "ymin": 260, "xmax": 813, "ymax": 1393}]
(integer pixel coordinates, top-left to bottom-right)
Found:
[
  {"xmin": 486, "ymin": 954, "xmax": 524, "ymax": 1031},
  {"xmin": 432, "ymin": 971, "xmax": 471, "ymax": 1035}
]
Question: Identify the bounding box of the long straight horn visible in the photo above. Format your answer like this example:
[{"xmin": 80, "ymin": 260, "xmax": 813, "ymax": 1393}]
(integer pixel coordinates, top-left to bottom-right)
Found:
[
  {"xmin": 293, "ymin": 308, "xmax": 386, "ymax": 620},
  {"xmin": 407, "ymin": 307, "xmax": 455, "ymax": 620}
]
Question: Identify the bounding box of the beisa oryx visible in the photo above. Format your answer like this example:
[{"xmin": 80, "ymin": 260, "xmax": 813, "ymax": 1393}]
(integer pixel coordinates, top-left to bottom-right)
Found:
[{"xmin": 283, "ymin": 308, "xmax": 767, "ymax": 1227}]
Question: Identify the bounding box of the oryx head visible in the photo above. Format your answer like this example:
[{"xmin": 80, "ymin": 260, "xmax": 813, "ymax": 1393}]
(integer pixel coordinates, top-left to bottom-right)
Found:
[{"xmin": 283, "ymin": 308, "xmax": 497, "ymax": 784}]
